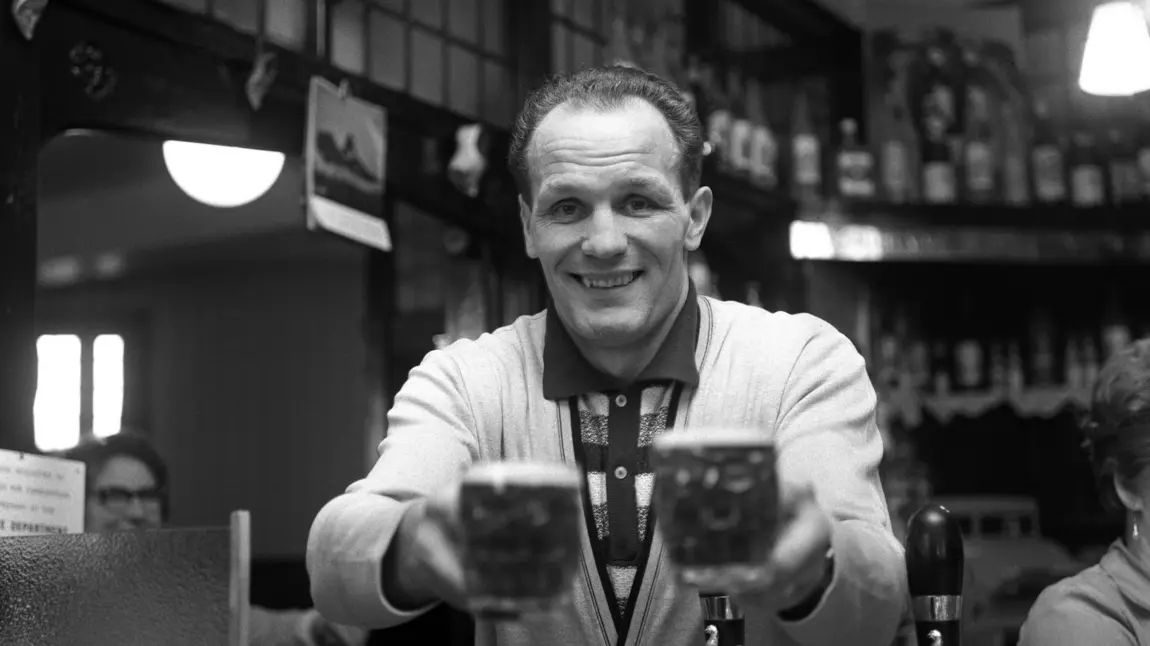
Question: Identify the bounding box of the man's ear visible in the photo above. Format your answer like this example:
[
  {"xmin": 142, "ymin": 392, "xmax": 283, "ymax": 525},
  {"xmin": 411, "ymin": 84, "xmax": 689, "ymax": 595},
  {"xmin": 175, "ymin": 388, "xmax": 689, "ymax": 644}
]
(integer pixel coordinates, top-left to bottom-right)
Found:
[
  {"xmin": 684, "ymin": 186, "xmax": 713, "ymax": 252},
  {"xmin": 519, "ymin": 195, "xmax": 537, "ymax": 259}
]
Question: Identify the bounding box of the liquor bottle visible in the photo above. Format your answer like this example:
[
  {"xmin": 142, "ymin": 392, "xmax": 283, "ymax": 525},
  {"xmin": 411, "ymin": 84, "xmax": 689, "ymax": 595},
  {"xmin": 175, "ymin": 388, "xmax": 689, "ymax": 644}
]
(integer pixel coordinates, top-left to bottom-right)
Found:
[
  {"xmin": 1065, "ymin": 337, "xmax": 1084, "ymax": 391},
  {"xmin": 791, "ymin": 84, "xmax": 823, "ymax": 202},
  {"xmin": 727, "ymin": 70, "xmax": 752, "ymax": 178},
  {"xmin": 881, "ymin": 93, "xmax": 916, "ymax": 204},
  {"xmin": 706, "ymin": 74, "xmax": 734, "ymax": 175},
  {"xmin": 911, "ymin": 38, "xmax": 960, "ymax": 204},
  {"xmin": 1030, "ymin": 310, "xmax": 1056, "ymax": 387},
  {"xmin": 1069, "ymin": 131, "xmax": 1105, "ymax": 207},
  {"xmin": 836, "ymin": 119, "xmax": 877, "ymax": 200},
  {"xmin": 745, "ymin": 79, "xmax": 779, "ymax": 190},
  {"xmin": 931, "ymin": 341, "xmax": 952, "ymax": 397},
  {"xmin": 1001, "ymin": 100, "xmax": 1031, "ymax": 206},
  {"xmin": 1006, "ymin": 342, "xmax": 1025, "ymax": 394},
  {"xmin": 1083, "ymin": 337, "xmax": 1101, "ymax": 387},
  {"xmin": 1137, "ymin": 104, "xmax": 1150, "ymax": 202},
  {"xmin": 962, "ymin": 44, "xmax": 1000, "ymax": 204},
  {"xmin": 989, "ymin": 342, "xmax": 1007, "ymax": 393},
  {"xmin": 1031, "ymin": 99, "xmax": 1067, "ymax": 204},
  {"xmin": 1107, "ymin": 129, "xmax": 1141, "ymax": 205}
]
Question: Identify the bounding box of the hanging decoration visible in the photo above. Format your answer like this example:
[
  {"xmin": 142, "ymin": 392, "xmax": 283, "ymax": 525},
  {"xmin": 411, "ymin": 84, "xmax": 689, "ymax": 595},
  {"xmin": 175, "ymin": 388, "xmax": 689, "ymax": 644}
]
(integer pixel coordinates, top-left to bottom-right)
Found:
[
  {"xmin": 11, "ymin": 0, "xmax": 48, "ymax": 40},
  {"xmin": 447, "ymin": 123, "xmax": 489, "ymax": 199},
  {"xmin": 245, "ymin": 0, "xmax": 278, "ymax": 111}
]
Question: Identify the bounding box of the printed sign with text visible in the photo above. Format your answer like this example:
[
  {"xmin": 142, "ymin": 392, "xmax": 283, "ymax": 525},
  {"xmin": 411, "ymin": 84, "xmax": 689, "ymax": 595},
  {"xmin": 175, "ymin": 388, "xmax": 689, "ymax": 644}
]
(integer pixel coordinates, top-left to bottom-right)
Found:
[{"xmin": 0, "ymin": 450, "xmax": 85, "ymax": 537}]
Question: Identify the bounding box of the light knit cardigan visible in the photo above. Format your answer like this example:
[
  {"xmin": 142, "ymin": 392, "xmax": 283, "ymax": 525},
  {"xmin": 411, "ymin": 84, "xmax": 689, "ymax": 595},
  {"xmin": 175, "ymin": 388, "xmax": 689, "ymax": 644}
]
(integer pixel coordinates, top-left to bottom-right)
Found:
[{"xmin": 307, "ymin": 295, "xmax": 907, "ymax": 646}]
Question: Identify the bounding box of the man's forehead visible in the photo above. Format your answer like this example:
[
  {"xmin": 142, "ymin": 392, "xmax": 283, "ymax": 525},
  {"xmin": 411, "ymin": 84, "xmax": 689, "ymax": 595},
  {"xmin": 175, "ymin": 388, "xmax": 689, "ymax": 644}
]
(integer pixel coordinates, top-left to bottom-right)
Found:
[{"xmin": 526, "ymin": 100, "xmax": 681, "ymax": 188}]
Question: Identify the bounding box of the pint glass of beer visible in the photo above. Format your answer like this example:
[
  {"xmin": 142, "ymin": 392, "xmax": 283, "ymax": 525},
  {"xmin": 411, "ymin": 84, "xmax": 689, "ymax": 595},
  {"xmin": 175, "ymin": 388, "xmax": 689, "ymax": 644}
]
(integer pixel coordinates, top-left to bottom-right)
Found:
[
  {"xmin": 458, "ymin": 461, "xmax": 584, "ymax": 619},
  {"xmin": 652, "ymin": 428, "xmax": 779, "ymax": 592}
]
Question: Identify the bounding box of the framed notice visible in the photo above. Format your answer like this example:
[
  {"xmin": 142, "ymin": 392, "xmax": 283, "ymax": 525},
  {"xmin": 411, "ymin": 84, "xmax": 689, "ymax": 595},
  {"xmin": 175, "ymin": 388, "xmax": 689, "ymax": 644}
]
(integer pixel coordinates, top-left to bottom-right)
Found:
[
  {"xmin": 0, "ymin": 450, "xmax": 85, "ymax": 536},
  {"xmin": 305, "ymin": 76, "xmax": 393, "ymax": 252}
]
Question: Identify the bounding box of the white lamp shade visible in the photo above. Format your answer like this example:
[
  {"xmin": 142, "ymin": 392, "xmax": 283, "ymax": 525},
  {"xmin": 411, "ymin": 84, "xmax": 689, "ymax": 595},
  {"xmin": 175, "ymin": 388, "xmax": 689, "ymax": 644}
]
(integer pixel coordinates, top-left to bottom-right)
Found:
[
  {"xmin": 1079, "ymin": 1, "xmax": 1150, "ymax": 97},
  {"xmin": 162, "ymin": 140, "xmax": 286, "ymax": 208}
]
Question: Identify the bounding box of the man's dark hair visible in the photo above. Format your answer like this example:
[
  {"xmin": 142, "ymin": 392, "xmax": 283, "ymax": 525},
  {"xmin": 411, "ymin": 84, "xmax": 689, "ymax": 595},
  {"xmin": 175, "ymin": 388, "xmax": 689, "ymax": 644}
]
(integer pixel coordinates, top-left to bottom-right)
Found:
[
  {"xmin": 61, "ymin": 430, "xmax": 171, "ymax": 521},
  {"xmin": 508, "ymin": 65, "xmax": 704, "ymax": 205}
]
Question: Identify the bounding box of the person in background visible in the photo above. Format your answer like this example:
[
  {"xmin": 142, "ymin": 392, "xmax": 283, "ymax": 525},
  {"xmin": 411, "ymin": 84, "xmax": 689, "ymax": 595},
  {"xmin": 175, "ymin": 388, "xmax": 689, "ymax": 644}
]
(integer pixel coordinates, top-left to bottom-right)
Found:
[
  {"xmin": 1020, "ymin": 338, "xmax": 1150, "ymax": 645},
  {"xmin": 62, "ymin": 432, "xmax": 368, "ymax": 646},
  {"xmin": 307, "ymin": 65, "xmax": 905, "ymax": 645}
]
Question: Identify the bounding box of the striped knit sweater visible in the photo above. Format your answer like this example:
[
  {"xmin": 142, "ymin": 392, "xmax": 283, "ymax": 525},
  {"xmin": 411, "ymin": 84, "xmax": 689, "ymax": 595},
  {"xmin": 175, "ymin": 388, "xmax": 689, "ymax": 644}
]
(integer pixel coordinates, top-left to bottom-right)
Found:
[{"xmin": 576, "ymin": 388, "xmax": 674, "ymax": 613}]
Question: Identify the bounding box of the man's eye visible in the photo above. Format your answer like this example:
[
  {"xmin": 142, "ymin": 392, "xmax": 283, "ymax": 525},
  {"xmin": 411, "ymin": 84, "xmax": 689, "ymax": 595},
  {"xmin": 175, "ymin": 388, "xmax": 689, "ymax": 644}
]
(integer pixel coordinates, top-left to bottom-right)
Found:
[
  {"xmin": 625, "ymin": 197, "xmax": 653, "ymax": 212},
  {"xmin": 549, "ymin": 202, "xmax": 581, "ymax": 217}
]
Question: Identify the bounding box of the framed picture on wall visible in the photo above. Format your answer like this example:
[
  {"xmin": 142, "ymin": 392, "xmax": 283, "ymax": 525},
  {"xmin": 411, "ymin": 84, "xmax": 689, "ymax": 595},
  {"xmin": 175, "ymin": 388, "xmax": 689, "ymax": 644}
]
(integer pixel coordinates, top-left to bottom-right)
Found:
[{"xmin": 305, "ymin": 76, "xmax": 393, "ymax": 252}]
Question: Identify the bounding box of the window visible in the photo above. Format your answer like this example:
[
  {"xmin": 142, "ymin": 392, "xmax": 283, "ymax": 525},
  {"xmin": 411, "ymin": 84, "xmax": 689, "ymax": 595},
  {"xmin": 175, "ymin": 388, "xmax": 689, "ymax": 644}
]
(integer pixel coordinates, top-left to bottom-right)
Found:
[
  {"xmin": 328, "ymin": 0, "xmax": 516, "ymax": 127},
  {"xmin": 34, "ymin": 333, "xmax": 126, "ymax": 452},
  {"xmin": 551, "ymin": 0, "xmax": 608, "ymax": 75}
]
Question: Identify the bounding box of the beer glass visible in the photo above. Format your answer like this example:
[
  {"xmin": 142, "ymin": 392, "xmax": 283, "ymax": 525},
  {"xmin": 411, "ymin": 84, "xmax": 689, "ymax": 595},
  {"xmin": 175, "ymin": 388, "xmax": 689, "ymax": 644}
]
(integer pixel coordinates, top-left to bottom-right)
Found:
[
  {"xmin": 652, "ymin": 428, "xmax": 779, "ymax": 592},
  {"xmin": 459, "ymin": 461, "xmax": 584, "ymax": 619}
]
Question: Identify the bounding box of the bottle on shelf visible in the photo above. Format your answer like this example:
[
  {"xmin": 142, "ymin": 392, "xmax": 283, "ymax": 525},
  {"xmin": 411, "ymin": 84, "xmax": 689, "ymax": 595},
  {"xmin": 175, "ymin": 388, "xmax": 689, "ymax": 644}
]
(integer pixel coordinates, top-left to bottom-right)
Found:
[
  {"xmin": 962, "ymin": 43, "xmax": 1000, "ymax": 204},
  {"xmin": 1031, "ymin": 99, "xmax": 1067, "ymax": 205},
  {"xmin": 1030, "ymin": 310, "xmax": 1057, "ymax": 387},
  {"xmin": 1107, "ymin": 128, "xmax": 1141, "ymax": 205},
  {"xmin": 745, "ymin": 79, "xmax": 780, "ymax": 191},
  {"xmin": 1137, "ymin": 103, "xmax": 1150, "ymax": 202},
  {"xmin": 727, "ymin": 70, "xmax": 752, "ymax": 179},
  {"xmin": 1000, "ymin": 99, "xmax": 1031, "ymax": 206},
  {"xmin": 1006, "ymin": 342, "xmax": 1026, "ymax": 394},
  {"xmin": 880, "ymin": 92, "xmax": 919, "ymax": 204},
  {"xmin": 791, "ymin": 83, "xmax": 823, "ymax": 203},
  {"xmin": 913, "ymin": 38, "xmax": 960, "ymax": 205},
  {"xmin": 1069, "ymin": 131, "xmax": 1106, "ymax": 207},
  {"xmin": 836, "ymin": 118, "xmax": 877, "ymax": 200}
]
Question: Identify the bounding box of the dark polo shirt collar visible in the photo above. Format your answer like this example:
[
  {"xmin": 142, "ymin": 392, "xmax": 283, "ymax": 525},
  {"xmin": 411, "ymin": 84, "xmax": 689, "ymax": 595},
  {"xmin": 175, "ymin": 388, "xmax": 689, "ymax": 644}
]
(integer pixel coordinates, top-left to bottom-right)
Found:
[{"xmin": 543, "ymin": 281, "xmax": 700, "ymax": 399}]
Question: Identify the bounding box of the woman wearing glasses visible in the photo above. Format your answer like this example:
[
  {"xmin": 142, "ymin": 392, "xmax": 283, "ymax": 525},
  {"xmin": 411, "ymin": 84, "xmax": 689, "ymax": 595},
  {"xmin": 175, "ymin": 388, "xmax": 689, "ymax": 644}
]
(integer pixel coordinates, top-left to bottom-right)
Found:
[{"xmin": 62, "ymin": 432, "xmax": 367, "ymax": 646}]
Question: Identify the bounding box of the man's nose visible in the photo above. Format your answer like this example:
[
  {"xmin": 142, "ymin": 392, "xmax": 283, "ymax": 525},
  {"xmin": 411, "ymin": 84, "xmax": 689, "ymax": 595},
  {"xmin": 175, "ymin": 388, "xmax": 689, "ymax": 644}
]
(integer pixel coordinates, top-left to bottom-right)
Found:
[
  {"xmin": 123, "ymin": 497, "xmax": 147, "ymax": 518},
  {"xmin": 581, "ymin": 208, "xmax": 627, "ymax": 258}
]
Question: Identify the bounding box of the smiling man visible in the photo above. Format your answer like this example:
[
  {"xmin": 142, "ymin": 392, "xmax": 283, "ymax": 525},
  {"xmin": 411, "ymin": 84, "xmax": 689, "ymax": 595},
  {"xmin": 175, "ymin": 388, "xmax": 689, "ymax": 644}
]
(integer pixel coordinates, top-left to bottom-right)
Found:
[{"xmin": 307, "ymin": 66, "xmax": 906, "ymax": 646}]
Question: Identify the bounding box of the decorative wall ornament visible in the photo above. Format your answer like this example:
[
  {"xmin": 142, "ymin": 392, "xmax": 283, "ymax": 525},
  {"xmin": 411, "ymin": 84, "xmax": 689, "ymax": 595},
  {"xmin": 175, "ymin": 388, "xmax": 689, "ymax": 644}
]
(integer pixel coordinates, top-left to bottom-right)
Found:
[
  {"xmin": 68, "ymin": 42, "xmax": 117, "ymax": 100},
  {"xmin": 10, "ymin": 0, "xmax": 48, "ymax": 41},
  {"xmin": 447, "ymin": 123, "xmax": 488, "ymax": 199},
  {"xmin": 245, "ymin": 50, "xmax": 277, "ymax": 111}
]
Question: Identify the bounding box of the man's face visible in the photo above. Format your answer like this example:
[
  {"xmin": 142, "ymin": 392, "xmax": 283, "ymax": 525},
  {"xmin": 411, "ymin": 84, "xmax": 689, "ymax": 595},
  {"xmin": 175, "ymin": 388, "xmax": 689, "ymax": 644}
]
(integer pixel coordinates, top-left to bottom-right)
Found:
[{"xmin": 520, "ymin": 100, "xmax": 712, "ymax": 348}]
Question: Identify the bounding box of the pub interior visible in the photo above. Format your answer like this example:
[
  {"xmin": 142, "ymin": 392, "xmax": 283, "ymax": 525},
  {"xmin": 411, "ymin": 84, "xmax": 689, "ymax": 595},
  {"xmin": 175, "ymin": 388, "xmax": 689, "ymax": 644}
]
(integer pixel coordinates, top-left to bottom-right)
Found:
[{"xmin": 3, "ymin": 0, "xmax": 1150, "ymax": 644}]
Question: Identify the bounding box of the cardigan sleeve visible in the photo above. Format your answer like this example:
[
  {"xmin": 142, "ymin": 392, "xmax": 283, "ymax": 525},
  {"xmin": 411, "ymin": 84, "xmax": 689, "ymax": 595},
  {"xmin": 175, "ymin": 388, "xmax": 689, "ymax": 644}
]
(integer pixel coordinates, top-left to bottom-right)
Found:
[
  {"xmin": 763, "ymin": 314, "xmax": 908, "ymax": 646},
  {"xmin": 306, "ymin": 346, "xmax": 484, "ymax": 629},
  {"xmin": 1019, "ymin": 578, "xmax": 1137, "ymax": 646}
]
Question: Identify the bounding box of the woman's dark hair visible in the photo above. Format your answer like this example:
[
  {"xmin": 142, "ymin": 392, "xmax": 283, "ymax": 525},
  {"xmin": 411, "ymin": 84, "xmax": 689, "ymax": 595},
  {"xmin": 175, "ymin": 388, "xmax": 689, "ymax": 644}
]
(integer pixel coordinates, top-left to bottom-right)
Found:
[
  {"xmin": 1082, "ymin": 338, "xmax": 1150, "ymax": 513},
  {"xmin": 60, "ymin": 431, "xmax": 170, "ymax": 521},
  {"xmin": 507, "ymin": 65, "xmax": 704, "ymax": 205}
]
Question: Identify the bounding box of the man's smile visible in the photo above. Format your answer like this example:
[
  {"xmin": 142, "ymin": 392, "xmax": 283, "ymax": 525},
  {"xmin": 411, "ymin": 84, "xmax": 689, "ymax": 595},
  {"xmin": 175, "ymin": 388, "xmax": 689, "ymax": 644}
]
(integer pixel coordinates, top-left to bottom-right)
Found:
[{"xmin": 568, "ymin": 270, "xmax": 644, "ymax": 290}]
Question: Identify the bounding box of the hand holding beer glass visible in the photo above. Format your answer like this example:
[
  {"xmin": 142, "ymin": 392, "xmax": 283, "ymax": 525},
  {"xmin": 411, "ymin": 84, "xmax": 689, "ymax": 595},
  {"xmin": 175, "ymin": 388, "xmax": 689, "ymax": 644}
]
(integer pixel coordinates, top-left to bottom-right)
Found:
[
  {"xmin": 652, "ymin": 428, "xmax": 834, "ymax": 620},
  {"xmin": 457, "ymin": 461, "xmax": 584, "ymax": 619}
]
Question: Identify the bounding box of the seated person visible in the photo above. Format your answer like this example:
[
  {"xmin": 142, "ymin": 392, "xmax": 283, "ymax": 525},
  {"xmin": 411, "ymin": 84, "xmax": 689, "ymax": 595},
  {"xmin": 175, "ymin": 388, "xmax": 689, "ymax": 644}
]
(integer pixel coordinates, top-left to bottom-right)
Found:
[
  {"xmin": 1019, "ymin": 338, "xmax": 1150, "ymax": 645},
  {"xmin": 61, "ymin": 432, "xmax": 368, "ymax": 646}
]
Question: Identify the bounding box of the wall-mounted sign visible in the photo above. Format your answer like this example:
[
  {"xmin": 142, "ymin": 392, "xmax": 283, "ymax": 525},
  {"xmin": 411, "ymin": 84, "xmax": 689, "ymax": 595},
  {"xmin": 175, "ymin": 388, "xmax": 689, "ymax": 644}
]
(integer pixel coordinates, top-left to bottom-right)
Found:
[
  {"xmin": 0, "ymin": 450, "xmax": 85, "ymax": 537},
  {"xmin": 305, "ymin": 77, "xmax": 392, "ymax": 252}
]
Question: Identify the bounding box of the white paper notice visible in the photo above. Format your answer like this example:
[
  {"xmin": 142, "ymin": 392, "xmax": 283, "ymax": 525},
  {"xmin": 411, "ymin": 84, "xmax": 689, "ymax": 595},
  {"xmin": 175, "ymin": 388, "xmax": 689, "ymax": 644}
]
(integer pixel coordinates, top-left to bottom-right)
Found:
[{"xmin": 0, "ymin": 450, "xmax": 85, "ymax": 536}]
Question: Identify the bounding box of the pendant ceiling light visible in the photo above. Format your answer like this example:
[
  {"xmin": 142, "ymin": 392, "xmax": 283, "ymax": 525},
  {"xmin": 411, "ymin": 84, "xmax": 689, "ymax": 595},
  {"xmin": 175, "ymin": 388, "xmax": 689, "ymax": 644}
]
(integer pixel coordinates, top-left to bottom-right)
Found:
[
  {"xmin": 1079, "ymin": 0, "xmax": 1150, "ymax": 96},
  {"xmin": 162, "ymin": 141, "xmax": 286, "ymax": 208}
]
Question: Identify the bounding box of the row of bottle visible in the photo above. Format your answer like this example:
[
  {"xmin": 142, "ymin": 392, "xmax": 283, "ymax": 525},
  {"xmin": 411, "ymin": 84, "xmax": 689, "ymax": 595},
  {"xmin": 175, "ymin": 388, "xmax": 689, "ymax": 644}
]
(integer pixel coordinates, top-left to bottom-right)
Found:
[
  {"xmin": 870, "ymin": 309, "xmax": 1142, "ymax": 397},
  {"xmin": 692, "ymin": 28, "xmax": 1150, "ymax": 208},
  {"xmin": 834, "ymin": 106, "xmax": 1150, "ymax": 208}
]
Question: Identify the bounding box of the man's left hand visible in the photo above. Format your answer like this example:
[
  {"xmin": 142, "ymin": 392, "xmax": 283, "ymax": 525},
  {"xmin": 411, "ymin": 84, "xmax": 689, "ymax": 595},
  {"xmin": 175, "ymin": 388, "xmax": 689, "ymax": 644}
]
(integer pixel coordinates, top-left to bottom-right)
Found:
[{"xmin": 733, "ymin": 481, "xmax": 835, "ymax": 618}]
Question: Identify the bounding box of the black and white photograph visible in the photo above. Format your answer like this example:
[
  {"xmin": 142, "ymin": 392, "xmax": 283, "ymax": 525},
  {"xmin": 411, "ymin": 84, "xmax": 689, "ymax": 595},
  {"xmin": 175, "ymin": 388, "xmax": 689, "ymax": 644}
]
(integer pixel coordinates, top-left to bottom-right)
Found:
[
  {"xmin": 305, "ymin": 76, "xmax": 391, "ymax": 252},
  {"xmin": 10, "ymin": 1, "xmax": 1150, "ymax": 645}
]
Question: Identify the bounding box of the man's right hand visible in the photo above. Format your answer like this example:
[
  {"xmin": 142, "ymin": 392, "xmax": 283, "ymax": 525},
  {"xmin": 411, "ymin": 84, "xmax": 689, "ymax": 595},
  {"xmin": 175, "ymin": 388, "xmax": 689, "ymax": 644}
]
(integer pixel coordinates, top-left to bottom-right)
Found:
[{"xmin": 381, "ymin": 481, "xmax": 470, "ymax": 611}]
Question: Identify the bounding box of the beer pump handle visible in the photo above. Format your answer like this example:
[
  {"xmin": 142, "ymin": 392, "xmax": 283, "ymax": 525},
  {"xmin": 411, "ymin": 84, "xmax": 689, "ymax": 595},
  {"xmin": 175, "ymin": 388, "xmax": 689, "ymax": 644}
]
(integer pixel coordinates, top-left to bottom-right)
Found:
[
  {"xmin": 699, "ymin": 594, "xmax": 744, "ymax": 646},
  {"xmin": 906, "ymin": 504, "xmax": 964, "ymax": 646}
]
